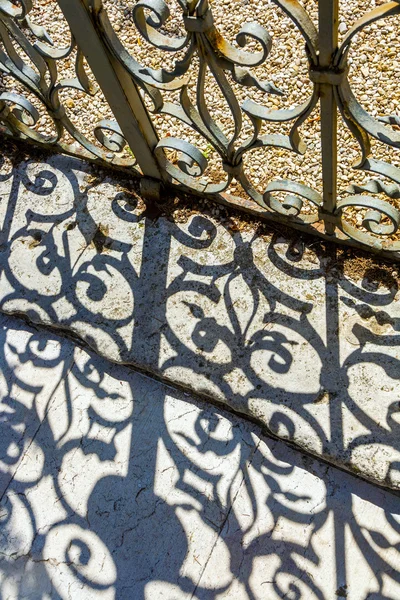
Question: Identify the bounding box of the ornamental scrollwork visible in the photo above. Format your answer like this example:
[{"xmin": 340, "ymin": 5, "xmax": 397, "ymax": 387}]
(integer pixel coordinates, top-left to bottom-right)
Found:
[
  {"xmin": 94, "ymin": 0, "xmax": 400, "ymax": 252},
  {"xmin": 0, "ymin": 0, "xmax": 134, "ymax": 166},
  {"xmin": 95, "ymin": 0, "xmax": 322, "ymax": 224},
  {"xmin": 2, "ymin": 0, "xmax": 400, "ymax": 254}
]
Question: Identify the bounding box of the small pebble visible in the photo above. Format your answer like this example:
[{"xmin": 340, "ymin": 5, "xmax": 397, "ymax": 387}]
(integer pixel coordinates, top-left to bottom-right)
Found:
[{"xmin": 4, "ymin": 0, "xmax": 400, "ymax": 240}]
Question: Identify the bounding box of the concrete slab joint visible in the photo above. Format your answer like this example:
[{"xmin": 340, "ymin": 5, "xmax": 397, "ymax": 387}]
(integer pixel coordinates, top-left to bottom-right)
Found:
[
  {"xmin": 1, "ymin": 311, "xmax": 400, "ymax": 599},
  {"xmin": 0, "ymin": 147, "xmax": 400, "ymax": 497}
]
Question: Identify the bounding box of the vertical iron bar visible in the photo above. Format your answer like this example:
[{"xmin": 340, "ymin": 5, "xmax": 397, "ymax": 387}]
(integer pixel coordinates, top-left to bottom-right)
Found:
[
  {"xmin": 56, "ymin": 0, "xmax": 161, "ymax": 180},
  {"xmin": 319, "ymin": 2, "xmax": 346, "ymax": 590},
  {"xmin": 318, "ymin": 0, "xmax": 339, "ymax": 235}
]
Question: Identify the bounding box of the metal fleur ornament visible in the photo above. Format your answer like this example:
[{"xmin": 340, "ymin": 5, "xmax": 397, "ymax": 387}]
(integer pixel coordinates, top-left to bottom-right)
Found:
[
  {"xmin": 94, "ymin": 0, "xmax": 325, "ymax": 217},
  {"xmin": 2, "ymin": 0, "xmax": 400, "ymax": 256},
  {"xmin": 95, "ymin": 0, "xmax": 285, "ymax": 191}
]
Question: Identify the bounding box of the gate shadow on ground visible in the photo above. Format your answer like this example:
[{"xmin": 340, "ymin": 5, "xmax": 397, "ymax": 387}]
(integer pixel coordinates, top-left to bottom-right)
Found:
[{"xmin": 0, "ymin": 147, "xmax": 400, "ymax": 598}]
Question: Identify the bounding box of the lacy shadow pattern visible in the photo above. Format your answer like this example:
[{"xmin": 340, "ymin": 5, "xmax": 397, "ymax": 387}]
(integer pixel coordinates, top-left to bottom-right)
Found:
[
  {"xmin": 0, "ymin": 313, "xmax": 400, "ymax": 599},
  {"xmin": 1, "ymin": 150, "xmax": 400, "ymax": 490}
]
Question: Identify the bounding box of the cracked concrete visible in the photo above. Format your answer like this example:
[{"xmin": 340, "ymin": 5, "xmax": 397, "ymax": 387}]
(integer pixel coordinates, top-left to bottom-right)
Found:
[
  {"xmin": 0, "ymin": 312, "xmax": 400, "ymax": 599},
  {"xmin": 1, "ymin": 151, "xmax": 400, "ymax": 491}
]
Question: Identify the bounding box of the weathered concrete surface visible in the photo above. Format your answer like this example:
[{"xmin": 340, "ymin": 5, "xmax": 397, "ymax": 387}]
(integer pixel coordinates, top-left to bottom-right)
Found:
[
  {"xmin": 1, "ymin": 150, "xmax": 400, "ymax": 490},
  {"xmin": 1, "ymin": 312, "xmax": 400, "ymax": 600}
]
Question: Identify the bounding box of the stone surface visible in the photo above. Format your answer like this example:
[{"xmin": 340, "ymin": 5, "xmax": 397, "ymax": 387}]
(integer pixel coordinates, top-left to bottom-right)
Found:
[
  {"xmin": 1, "ymin": 152, "xmax": 400, "ymax": 489},
  {"xmin": 0, "ymin": 315, "xmax": 74, "ymax": 498},
  {"xmin": 0, "ymin": 312, "xmax": 400, "ymax": 599}
]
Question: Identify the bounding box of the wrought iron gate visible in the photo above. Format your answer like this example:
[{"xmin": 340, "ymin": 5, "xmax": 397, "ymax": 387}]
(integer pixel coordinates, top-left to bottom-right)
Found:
[{"xmin": 1, "ymin": 0, "xmax": 400, "ymax": 256}]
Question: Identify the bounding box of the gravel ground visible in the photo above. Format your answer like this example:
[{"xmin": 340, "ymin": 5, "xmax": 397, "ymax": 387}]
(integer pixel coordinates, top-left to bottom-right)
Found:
[{"xmin": 1, "ymin": 0, "xmax": 400, "ymax": 240}]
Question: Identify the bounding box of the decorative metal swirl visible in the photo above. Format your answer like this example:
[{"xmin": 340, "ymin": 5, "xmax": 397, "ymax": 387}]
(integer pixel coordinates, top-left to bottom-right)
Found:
[
  {"xmin": 2, "ymin": 0, "xmax": 400, "ymax": 255},
  {"xmin": 92, "ymin": 0, "xmax": 400, "ymax": 254},
  {"xmin": 94, "ymin": 0, "xmax": 319, "ymax": 205},
  {"xmin": 346, "ymin": 178, "xmax": 400, "ymax": 199},
  {"xmin": 0, "ymin": 0, "xmax": 135, "ymax": 166},
  {"xmin": 323, "ymin": 1, "xmax": 400, "ymax": 251}
]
